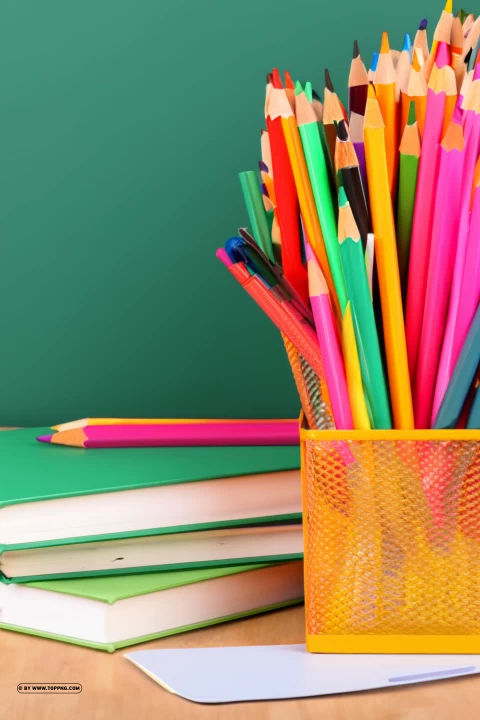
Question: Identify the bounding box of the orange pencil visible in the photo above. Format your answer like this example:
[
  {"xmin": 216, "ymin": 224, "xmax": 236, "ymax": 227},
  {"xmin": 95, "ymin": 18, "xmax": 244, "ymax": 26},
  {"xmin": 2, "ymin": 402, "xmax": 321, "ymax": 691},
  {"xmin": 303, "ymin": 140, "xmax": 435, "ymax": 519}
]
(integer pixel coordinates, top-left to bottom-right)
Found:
[{"xmin": 374, "ymin": 32, "xmax": 399, "ymax": 195}]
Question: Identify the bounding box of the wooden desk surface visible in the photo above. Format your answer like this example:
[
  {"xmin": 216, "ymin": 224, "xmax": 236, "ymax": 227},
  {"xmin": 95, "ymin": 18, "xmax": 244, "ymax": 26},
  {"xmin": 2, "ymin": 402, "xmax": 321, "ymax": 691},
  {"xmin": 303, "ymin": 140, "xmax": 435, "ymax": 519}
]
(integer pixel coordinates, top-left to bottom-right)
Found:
[
  {"xmin": 2, "ymin": 604, "xmax": 480, "ymax": 720},
  {"xmin": 2, "ymin": 427, "xmax": 480, "ymax": 718}
]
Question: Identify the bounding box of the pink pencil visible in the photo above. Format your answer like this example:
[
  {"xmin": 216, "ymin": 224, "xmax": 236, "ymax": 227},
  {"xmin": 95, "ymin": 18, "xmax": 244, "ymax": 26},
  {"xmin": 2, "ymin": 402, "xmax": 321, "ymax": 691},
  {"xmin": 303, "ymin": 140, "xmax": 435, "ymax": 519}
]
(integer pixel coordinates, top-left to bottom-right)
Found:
[
  {"xmin": 414, "ymin": 116, "xmax": 465, "ymax": 428},
  {"xmin": 452, "ymin": 159, "xmax": 480, "ymax": 376},
  {"xmin": 432, "ymin": 68, "xmax": 480, "ymax": 422},
  {"xmin": 405, "ymin": 42, "xmax": 455, "ymax": 384},
  {"xmin": 306, "ymin": 243, "xmax": 353, "ymax": 429},
  {"xmin": 37, "ymin": 421, "xmax": 300, "ymax": 448}
]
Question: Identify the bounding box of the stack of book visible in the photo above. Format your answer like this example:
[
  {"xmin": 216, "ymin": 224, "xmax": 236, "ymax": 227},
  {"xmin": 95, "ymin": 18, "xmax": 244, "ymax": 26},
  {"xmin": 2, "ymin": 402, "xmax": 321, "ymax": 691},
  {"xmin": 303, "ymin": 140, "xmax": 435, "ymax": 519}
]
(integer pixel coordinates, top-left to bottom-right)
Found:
[{"xmin": 0, "ymin": 426, "xmax": 304, "ymax": 651}]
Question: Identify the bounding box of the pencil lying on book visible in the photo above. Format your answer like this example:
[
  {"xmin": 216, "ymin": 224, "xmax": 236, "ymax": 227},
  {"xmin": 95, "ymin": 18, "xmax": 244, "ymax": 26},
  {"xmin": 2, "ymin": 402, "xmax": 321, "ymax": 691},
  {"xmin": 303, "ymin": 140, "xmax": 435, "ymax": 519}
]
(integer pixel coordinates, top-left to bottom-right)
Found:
[
  {"xmin": 52, "ymin": 417, "xmax": 297, "ymax": 432},
  {"xmin": 37, "ymin": 420, "xmax": 300, "ymax": 448}
]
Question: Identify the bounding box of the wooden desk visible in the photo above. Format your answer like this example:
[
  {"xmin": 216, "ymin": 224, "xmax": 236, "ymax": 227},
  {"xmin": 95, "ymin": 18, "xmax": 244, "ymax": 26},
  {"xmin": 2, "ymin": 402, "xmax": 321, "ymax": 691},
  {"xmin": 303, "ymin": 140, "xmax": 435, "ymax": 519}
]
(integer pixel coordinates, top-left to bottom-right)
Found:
[{"xmin": 2, "ymin": 604, "xmax": 480, "ymax": 719}]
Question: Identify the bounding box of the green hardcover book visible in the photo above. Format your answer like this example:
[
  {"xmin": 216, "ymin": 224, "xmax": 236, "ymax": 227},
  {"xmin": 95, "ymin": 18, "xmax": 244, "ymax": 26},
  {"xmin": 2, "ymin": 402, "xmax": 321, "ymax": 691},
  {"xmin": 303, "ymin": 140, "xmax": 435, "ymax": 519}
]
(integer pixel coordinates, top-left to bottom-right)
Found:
[
  {"xmin": 0, "ymin": 561, "xmax": 304, "ymax": 652},
  {"xmin": 0, "ymin": 429, "xmax": 301, "ymax": 581}
]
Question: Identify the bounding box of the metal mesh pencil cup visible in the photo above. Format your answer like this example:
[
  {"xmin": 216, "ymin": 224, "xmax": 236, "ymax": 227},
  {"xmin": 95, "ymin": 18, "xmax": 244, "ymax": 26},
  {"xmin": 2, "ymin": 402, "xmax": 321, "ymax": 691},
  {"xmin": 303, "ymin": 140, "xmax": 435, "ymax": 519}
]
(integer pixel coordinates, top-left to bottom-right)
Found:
[{"xmin": 282, "ymin": 337, "xmax": 480, "ymax": 654}]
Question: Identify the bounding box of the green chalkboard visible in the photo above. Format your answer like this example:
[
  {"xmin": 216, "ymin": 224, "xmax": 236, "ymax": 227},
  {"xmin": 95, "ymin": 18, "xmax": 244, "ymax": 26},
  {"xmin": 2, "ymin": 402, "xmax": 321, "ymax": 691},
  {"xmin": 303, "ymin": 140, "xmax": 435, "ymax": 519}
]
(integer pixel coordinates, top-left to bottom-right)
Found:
[{"xmin": 0, "ymin": 0, "xmax": 432, "ymax": 425}]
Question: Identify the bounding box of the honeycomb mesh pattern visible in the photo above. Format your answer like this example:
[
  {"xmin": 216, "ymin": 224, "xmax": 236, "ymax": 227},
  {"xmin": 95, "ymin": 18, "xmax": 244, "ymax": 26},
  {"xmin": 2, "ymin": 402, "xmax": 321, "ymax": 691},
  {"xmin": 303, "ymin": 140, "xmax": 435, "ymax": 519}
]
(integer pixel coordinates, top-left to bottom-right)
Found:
[
  {"xmin": 303, "ymin": 437, "xmax": 480, "ymax": 636},
  {"xmin": 281, "ymin": 334, "xmax": 334, "ymax": 431}
]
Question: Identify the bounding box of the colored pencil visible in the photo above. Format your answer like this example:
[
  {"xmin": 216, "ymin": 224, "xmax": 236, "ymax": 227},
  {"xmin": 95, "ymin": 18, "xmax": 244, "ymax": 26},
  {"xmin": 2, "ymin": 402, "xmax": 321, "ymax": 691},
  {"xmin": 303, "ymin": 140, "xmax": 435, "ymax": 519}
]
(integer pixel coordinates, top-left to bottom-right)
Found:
[
  {"xmin": 425, "ymin": 0, "xmax": 453, "ymax": 81},
  {"xmin": 407, "ymin": 49, "xmax": 428, "ymax": 138},
  {"xmin": 414, "ymin": 115, "xmax": 465, "ymax": 429},
  {"xmin": 334, "ymin": 119, "xmax": 370, "ymax": 247},
  {"xmin": 232, "ymin": 231, "xmax": 314, "ymax": 324},
  {"xmin": 374, "ymin": 32, "xmax": 399, "ymax": 195},
  {"xmin": 349, "ymin": 111, "xmax": 368, "ymax": 206},
  {"xmin": 217, "ymin": 249, "xmax": 329, "ymax": 386},
  {"xmin": 396, "ymin": 102, "xmax": 421, "ymax": 303},
  {"xmin": 295, "ymin": 81, "xmax": 345, "ymax": 318},
  {"xmin": 38, "ymin": 421, "xmax": 301, "ymax": 448},
  {"xmin": 364, "ymin": 84, "xmax": 413, "ymax": 429},
  {"xmin": 271, "ymin": 84, "xmax": 345, "ymax": 318},
  {"xmin": 266, "ymin": 71, "xmax": 309, "ymax": 305},
  {"xmin": 238, "ymin": 171, "xmax": 274, "ymax": 262},
  {"xmin": 338, "ymin": 187, "xmax": 391, "ymax": 429},
  {"xmin": 397, "ymin": 35, "xmax": 413, "ymax": 121},
  {"xmin": 348, "ymin": 40, "xmax": 369, "ymax": 119},
  {"xmin": 52, "ymin": 418, "xmax": 297, "ymax": 433},
  {"xmin": 451, "ymin": 16, "xmax": 466, "ymax": 90},
  {"xmin": 435, "ymin": 301, "xmax": 480, "ymax": 430},
  {"xmin": 306, "ymin": 242, "xmax": 353, "ymax": 429},
  {"xmin": 433, "ymin": 66, "xmax": 480, "ymax": 420},
  {"xmin": 414, "ymin": 18, "xmax": 429, "ymax": 63},
  {"xmin": 323, "ymin": 69, "xmax": 348, "ymax": 172},
  {"xmin": 342, "ymin": 301, "xmax": 371, "ymax": 430},
  {"xmin": 405, "ymin": 41, "xmax": 456, "ymax": 383}
]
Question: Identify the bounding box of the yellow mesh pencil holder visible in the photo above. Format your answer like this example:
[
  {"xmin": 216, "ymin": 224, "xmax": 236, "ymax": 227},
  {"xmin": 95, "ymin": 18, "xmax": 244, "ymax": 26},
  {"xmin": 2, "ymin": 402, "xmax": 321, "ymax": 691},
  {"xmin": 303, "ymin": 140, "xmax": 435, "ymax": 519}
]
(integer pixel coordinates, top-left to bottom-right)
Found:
[{"xmin": 283, "ymin": 338, "xmax": 480, "ymax": 654}]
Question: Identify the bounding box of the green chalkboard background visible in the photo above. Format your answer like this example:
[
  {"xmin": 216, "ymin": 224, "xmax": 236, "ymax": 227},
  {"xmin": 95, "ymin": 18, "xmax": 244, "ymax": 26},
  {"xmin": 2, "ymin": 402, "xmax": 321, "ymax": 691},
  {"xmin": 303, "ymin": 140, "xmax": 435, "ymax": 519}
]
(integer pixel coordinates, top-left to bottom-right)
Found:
[{"xmin": 0, "ymin": 0, "xmax": 438, "ymax": 425}]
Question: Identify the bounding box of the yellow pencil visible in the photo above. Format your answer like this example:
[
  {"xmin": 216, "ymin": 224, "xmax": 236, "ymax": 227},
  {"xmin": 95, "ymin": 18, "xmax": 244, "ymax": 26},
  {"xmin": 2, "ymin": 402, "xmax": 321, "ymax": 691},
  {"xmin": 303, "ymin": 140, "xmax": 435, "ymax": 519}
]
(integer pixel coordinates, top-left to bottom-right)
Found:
[
  {"xmin": 364, "ymin": 84, "xmax": 414, "ymax": 429},
  {"xmin": 374, "ymin": 32, "xmax": 399, "ymax": 196},
  {"xmin": 342, "ymin": 302, "xmax": 371, "ymax": 430}
]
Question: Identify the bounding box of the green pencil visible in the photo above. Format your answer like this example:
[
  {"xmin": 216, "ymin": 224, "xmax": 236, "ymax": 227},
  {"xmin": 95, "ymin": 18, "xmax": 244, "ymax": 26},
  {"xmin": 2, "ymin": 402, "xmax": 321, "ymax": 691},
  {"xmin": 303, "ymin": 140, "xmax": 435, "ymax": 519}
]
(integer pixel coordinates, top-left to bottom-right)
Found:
[
  {"xmin": 295, "ymin": 81, "xmax": 348, "ymax": 313},
  {"xmin": 239, "ymin": 170, "xmax": 274, "ymax": 262},
  {"xmin": 338, "ymin": 187, "xmax": 392, "ymax": 429},
  {"xmin": 396, "ymin": 102, "xmax": 421, "ymax": 305}
]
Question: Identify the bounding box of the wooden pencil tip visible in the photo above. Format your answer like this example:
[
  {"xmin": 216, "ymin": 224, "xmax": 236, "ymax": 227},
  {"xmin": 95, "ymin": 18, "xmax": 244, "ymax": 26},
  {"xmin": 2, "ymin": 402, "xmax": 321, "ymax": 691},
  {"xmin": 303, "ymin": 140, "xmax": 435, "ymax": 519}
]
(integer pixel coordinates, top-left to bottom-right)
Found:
[
  {"xmin": 402, "ymin": 33, "xmax": 412, "ymax": 52},
  {"xmin": 435, "ymin": 41, "xmax": 451, "ymax": 68},
  {"xmin": 285, "ymin": 70, "xmax": 295, "ymax": 90},
  {"xmin": 325, "ymin": 68, "xmax": 334, "ymax": 92},
  {"xmin": 353, "ymin": 40, "xmax": 360, "ymax": 59},
  {"xmin": 380, "ymin": 31, "xmax": 390, "ymax": 54}
]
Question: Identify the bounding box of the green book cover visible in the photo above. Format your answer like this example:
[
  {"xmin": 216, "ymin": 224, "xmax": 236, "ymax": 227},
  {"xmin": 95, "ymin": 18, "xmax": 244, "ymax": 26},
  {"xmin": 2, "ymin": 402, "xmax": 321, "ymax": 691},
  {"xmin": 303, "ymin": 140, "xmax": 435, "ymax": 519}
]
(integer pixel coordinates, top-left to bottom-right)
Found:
[
  {"xmin": 0, "ymin": 563, "xmax": 304, "ymax": 652},
  {"xmin": 0, "ymin": 428, "xmax": 300, "ymax": 507}
]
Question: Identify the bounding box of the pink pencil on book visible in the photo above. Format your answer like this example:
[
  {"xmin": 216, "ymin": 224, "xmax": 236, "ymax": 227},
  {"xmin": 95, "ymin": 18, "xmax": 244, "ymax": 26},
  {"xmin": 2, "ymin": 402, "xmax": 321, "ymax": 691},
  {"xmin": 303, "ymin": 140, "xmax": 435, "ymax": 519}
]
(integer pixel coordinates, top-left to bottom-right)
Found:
[
  {"xmin": 305, "ymin": 242, "xmax": 353, "ymax": 430},
  {"xmin": 37, "ymin": 420, "xmax": 300, "ymax": 448}
]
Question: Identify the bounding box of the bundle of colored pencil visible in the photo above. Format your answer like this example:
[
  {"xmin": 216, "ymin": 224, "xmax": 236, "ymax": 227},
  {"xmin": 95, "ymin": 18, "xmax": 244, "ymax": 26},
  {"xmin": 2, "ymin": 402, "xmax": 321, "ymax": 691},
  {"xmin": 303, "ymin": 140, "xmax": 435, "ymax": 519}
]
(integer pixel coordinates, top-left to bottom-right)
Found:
[{"xmin": 218, "ymin": 1, "xmax": 480, "ymax": 431}]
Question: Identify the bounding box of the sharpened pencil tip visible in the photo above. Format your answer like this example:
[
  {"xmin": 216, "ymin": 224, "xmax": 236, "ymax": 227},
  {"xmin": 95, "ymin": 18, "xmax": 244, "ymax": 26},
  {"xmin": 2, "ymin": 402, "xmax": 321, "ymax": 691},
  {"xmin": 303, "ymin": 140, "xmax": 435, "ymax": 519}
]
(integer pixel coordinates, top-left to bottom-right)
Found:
[
  {"xmin": 419, "ymin": 18, "xmax": 428, "ymax": 30},
  {"xmin": 444, "ymin": 0, "xmax": 452, "ymax": 13},
  {"xmin": 380, "ymin": 31, "xmax": 390, "ymax": 54},
  {"xmin": 311, "ymin": 87, "xmax": 321, "ymax": 101},
  {"xmin": 336, "ymin": 119, "xmax": 349, "ymax": 141},
  {"xmin": 271, "ymin": 68, "xmax": 283, "ymax": 89},
  {"xmin": 371, "ymin": 51, "xmax": 379, "ymax": 72},
  {"xmin": 402, "ymin": 33, "xmax": 412, "ymax": 51},
  {"xmin": 37, "ymin": 435, "xmax": 53, "ymax": 444},
  {"xmin": 305, "ymin": 82, "xmax": 314, "ymax": 103},
  {"xmin": 258, "ymin": 160, "xmax": 269, "ymax": 173},
  {"xmin": 294, "ymin": 79, "xmax": 304, "ymax": 96},
  {"xmin": 325, "ymin": 68, "xmax": 334, "ymax": 92},
  {"xmin": 353, "ymin": 40, "xmax": 360, "ymax": 59}
]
